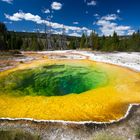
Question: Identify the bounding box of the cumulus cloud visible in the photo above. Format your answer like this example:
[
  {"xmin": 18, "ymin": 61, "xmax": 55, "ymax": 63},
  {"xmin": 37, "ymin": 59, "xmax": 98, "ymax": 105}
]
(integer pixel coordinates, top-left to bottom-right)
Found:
[
  {"xmin": 96, "ymin": 14, "xmax": 134, "ymax": 36},
  {"xmin": 4, "ymin": 21, "xmax": 12, "ymax": 24},
  {"xmin": 94, "ymin": 13, "xmax": 99, "ymax": 17},
  {"xmin": 5, "ymin": 11, "xmax": 92, "ymax": 37},
  {"xmin": 101, "ymin": 14, "xmax": 118, "ymax": 21},
  {"xmin": 43, "ymin": 9, "xmax": 50, "ymax": 14},
  {"xmin": 5, "ymin": 13, "xmax": 21, "ymax": 21},
  {"xmin": 127, "ymin": 29, "xmax": 135, "ymax": 35},
  {"xmin": 51, "ymin": 2, "xmax": 62, "ymax": 10},
  {"xmin": 73, "ymin": 21, "xmax": 79, "ymax": 25},
  {"xmin": 1, "ymin": 0, "xmax": 13, "ymax": 4},
  {"xmin": 117, "ymin": 9, "xmax": 121, "ymax": 13},
  {"xmin": 68, "ymin": 32, "xmax": 81, "ymax": 37},
  {"xmin": 5, "ymin": 12, "xmax": 42, "ymax": 23},
  {"xmin": 87, "ymin": 0, "xmax": 96, "ymax": 6}
]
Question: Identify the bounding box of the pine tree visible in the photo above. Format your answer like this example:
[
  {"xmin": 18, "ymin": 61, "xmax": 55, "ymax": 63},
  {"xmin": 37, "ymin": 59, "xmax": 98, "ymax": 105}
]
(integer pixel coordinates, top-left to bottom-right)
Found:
[
  {"xmin": 0, "ymin": 22, "xmax": 7, "ymax": 50},
  {"xmin": 30, "ymin": 36, "xmax": 39, "ymax": 51},
  {"xmin": 89, "ymin": 31, "xmax": 99, "ymax": 50},
  {"xmin": 21, "ymin": 39, "xmax": 29, "ymax": 50},
  {"xmin": 68, "ymin": 38, "xmax": 77, "ymax": 49},
  {"xmin": 0, "ymin": 22, "xmax": 7, "ymax": 34},
  {"xmin": 80, "ymin": 33, "xmax": 86, "ymax": 48}
]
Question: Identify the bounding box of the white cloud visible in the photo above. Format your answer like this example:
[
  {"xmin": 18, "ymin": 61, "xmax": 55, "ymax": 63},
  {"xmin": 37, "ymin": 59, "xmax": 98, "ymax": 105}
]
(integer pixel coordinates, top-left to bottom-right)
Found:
[
  {"xmin": 46, "ymin": 15, "xmax": 53, "ymax": 20},
  {"xmin": 96, "ymin": 14, "xmax": 134, "ymax": 36},
  {"xmin": 68, "ymin": 32, "xmax": 81, "ymax": 37},
  {"xmin": 93, "ymin": 21, "xmax": 96, "ymax": 25},
  {"xmin": 87, "ymin": 0, "xmax": 96, "ymax": 6},
  {"xmin": 5, "ymin": 12, "xmax": 42, "ymax": 23},
  {"xmin": 51, "ymin": 2, "xmax": 62, "ymax": 10},
  {"xmin": 52, "ymin": 30, "xmax": 63, "ymax": 35},
  {"xmin": 117, "ymin": 9, "xmax": 121, "ymax": 13},
  {"xmin": 5, "ymin": 11, "xmax": 92, "ymax": 36},
  {"xmin": 94, "ymin": 13, "xmax": 99, "ymax": 17},
  {"xmin": 1, "ymin": 0, "xmax": 13, "ymax": 4},
  {"xmin": 73, "ymin": 21, "xmax": 79, "ymax": 25},
  {"xmin": 34, "ymin": 29, "xmax": 81, "ymax": 37},
  {"xmin": 4, "ymin": 21, "xmax": 12, "ymax": 24},
  {"xmin": 43, "ymin": 9, "xmax": 50, "ymax": 14},
  {"xmin": 101, "ymin": 14, "xmax": 118, "ymax": 21},
  {"xmin": 127, "ymin": 29, "xmax": 135, "ymax": 35},
  {"xmin": 5, "ymin": 13, "xmax": 21, "ymax": 21}
]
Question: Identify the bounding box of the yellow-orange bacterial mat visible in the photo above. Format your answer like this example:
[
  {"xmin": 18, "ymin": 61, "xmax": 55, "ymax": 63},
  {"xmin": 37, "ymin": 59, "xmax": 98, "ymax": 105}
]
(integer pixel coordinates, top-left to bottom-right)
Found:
[{"xmin": 0, "ymin": 59, "xmax": 140, "ymax": 122}]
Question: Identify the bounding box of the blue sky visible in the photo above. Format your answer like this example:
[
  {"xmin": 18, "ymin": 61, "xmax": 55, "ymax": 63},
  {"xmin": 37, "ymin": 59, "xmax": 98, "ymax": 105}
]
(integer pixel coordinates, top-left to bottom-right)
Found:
[{"xmin": 0, "ymin": 0, "xmax": 140, "ymax": 36}]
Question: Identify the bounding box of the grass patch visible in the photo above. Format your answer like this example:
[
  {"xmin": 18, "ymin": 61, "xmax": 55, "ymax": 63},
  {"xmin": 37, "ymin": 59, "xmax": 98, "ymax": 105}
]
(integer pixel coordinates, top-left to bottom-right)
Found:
[
  {"xmin": 0, "ymin": 129, "xmax": 40, "ymax": 140},
  {"xmin": 93, "ymin": 132, "xmax": 126, "ymax": 140},
  {"xmin": 135, "ymin": 126, "xmax": 140, "ymax": 139}
]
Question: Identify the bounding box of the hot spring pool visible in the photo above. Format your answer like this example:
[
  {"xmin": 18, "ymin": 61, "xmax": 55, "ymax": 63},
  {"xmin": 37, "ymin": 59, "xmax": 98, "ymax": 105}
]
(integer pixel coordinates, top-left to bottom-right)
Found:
[
  {"xmin": 0, "ymin": 64, "xmax": 108, "ymax": 96},
  {"xmin": 0, "ymin": 59, "xmax": 140, "ymax": 122}
]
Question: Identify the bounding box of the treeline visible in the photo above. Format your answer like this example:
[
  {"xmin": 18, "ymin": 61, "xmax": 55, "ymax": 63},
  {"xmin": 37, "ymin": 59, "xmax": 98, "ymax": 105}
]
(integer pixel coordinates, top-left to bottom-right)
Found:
[
  {"xmin": 0, "ymin": 22, "xmax": 68, "ymax": 51},
  {"xmin": 0, "ymin": 22, "xmax": 140, "ymax": 52},
  {"xmin": 69, "ymin": 31, "xmax": 140, "ymax": 52},
  {"xmin": 0, "ymin": 23, "xmax": 23, "ymax": 50}
]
